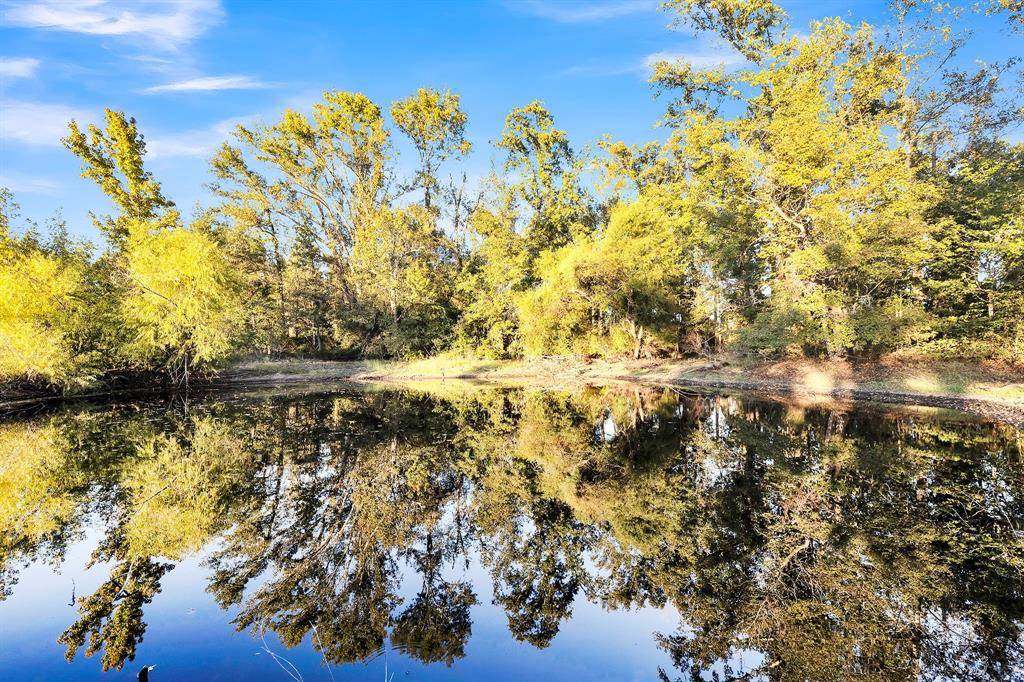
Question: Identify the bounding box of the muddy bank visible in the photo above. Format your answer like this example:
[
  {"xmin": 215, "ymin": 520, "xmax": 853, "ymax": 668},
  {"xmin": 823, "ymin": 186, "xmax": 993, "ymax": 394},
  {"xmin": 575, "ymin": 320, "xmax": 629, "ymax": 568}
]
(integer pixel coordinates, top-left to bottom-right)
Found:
[
  {"xmin": 223, "ymin": 357, "xmax": 1024, "ymax": 425},
  {"xmin": 5, "ymin": 356, "xmax": 1023, "ymax": 424}
]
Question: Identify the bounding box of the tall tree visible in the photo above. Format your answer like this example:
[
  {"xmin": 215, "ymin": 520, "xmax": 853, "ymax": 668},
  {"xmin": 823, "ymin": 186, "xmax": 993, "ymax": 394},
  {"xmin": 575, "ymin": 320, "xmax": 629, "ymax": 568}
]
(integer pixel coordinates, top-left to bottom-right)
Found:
[
  {"xmin": 391, "ymin": 88, "xmax": 471, "ymax": 210},
  {"xmin": 63, "ymin": 111, "xmax": 177, "ymax": 247},
  {"xmin": 497, "ymin": 102, "xmax": 594, "ymax": 258},
  {"xmin": 64, "ymin": 109, "xmax": 242, "ymax": 381},
  {"xmin": 212, "ymin": 92, "xmax": 393, "ymax": 354}
]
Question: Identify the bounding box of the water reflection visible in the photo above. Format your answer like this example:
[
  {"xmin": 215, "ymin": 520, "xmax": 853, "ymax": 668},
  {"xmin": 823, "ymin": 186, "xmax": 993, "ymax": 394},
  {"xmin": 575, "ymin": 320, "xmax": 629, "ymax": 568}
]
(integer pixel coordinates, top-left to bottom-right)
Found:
[{"xmin": 1, "ymin": 385, "xmax": 1022, "ymax": 680}]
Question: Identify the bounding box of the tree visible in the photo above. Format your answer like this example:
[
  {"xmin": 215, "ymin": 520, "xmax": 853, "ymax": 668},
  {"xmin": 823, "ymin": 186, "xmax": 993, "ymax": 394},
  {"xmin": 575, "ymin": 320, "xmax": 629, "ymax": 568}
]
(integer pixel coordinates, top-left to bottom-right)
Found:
[
  {"xmin": 452, "ymin": 194, "xmax": 531, "ymax": 357},
  {"xmin": 235, "ymin": 92, "xmax": 390, "ymax": 320},
  {"xmin": 391, "ymin": 88, "xmax": 471, "ymax": 210},
  {"xmin": 927, "ymin": 140, "xmax": 1024, "ymax": 357},
  {"xmin": 214, "ymin": 91, "xmax": 476, "ymax": 357},
  {"xmin": 0, "ymin": 192, "xmax": 98, "ymax": 389},
  {"xmin": 119, "ymin": 221, "xmax": 242, "ymax": 381},
  {"xmin": 497, "ymin": 101, "xmax": 594, "ymax": 258},
  {"xmin": 350, "ymin": 205, "xmax": 458, "ymax": 356},
  {"xmin": 63, "ymin": 111, "xmax": 177, "ymax": 247},
  {"xmin": 663, "ymin": 0, "xmax": 787, "ymax": 62},
  {"xmin": 282, "ymin": 223, "xmax": 332, "ymax": 351},
  {"xmin": 209, "ymin": 144, "xmax": 292, "ymax": 353},
  {"xmin": 0, "ymin": 242, "xmax": 91, "ymax": 388},
  {"xmin": 63, "ymin": 110, "xmax": 243, "ymax": 382},
  {"xmin": 517, "ymin": 197, "xmax": 690, "ymax": 358},
  {"xmin": 651, "ymin": 14, "xmax": 938, "ymax": 358}
]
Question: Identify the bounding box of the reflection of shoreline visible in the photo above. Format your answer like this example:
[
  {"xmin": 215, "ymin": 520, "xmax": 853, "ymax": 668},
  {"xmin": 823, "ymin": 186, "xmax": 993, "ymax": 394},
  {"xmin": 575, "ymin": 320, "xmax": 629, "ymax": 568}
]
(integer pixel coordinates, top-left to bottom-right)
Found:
[
  {"xmin": 228, "ymin": 357, "xmax": 1024, "ymax": 425},
  {"xmin": 1, "ymin": 386, "xmax": 1022, "ymax": 679}
]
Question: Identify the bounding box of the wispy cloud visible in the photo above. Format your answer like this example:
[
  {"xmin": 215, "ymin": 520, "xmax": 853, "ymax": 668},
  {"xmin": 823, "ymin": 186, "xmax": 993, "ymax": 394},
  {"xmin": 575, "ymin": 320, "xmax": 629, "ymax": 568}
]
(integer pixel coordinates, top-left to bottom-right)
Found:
[
  {"xmin": 128, "ymin": 54, "xmax": 176, "ymax": 67},
  {"xmin": 142, "ymin": 75, "xmax": 272, "ymax": 94},
  {"xmin": 558, "ymin": 61, "xmax": 639, "ymax": 77},
  {"xmin": 505, "ymin": 0, "xmax": 656, "ymax": 23},
  {"xmin": 643, "ymin": 49, "xmax": 746, "ymax": 70},
  {"xmin": 147, "ymin": 116, "xmax": 251, "ymax": 159},
  {"xmin": 560, "ymin": 46, "xmax": 745, "ymax": 78},
  {"xmin": 0, "ymin": 97, "xmax": 247, "ymax": 158},
  {"xmin": 0, "ymin": 100, "xmax": 90, "ymax": 146},
  {"xmin": 0, "ymin": 171, "xmax": 59, "ymax": 194},
  {"xmin": 1, "ymin": 0, "xmax": 223, "ymax": 50},
  {"xmin": 0, "ymin": 57, "xmax": 40, "ymax": 78}
]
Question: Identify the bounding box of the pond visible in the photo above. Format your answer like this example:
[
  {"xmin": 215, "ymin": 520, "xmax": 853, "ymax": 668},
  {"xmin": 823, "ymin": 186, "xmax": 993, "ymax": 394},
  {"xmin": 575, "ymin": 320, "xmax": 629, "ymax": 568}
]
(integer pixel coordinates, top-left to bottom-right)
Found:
[{"xmin": 0, "ymin": 384, "xmax": 1022, "ymax": 681}]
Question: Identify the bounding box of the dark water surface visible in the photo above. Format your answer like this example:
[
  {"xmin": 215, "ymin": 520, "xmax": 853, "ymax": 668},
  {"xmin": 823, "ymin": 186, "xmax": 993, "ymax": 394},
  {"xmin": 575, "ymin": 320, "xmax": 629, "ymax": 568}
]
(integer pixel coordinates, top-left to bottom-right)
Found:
[{"xmin": 1, "ymin": 384, "xmax": 1022, "ymax": 681}]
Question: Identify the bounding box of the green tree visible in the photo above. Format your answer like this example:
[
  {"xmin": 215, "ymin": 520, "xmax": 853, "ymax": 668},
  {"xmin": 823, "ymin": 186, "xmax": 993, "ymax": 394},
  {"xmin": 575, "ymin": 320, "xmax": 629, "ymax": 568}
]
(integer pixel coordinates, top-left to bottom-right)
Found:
[
  {"xmin": 452, "ymin": 196, "xmax": 531, "ymax": 357},
  {"xmin": 63, "ymin": 111, "xmax": 177, "ymax": 246},
  {"xmin": 391, "ymin": 88, "xmax": 471, "ymax": 210},
  {"xmin": 64, "ymin": 110, "xmax": 242, "ymax": 381},
  {"xmin": 119, "ymin": 221, "xmax": 242, "ymax": 381},
  {"xmin": 517, "ymin": 196, "xmax": 690, "ymax": 358},
  {"xmin": 0, "ymin": 192, "xmax": 99, "ymax": 389},
  {"xmin": 927, "ymin": 140, "xmax": 1024, "ymax": 358},
  {"xmin": 652, "ymin": 14, "xmax": 938, "ymax": 358},
  {"xmin": 497, "ymin": 101, "xmax": 594, "ymax": 258},
  {"xmin": 350, "ymin": 205, "xmax": 458, "ymax": 356}
]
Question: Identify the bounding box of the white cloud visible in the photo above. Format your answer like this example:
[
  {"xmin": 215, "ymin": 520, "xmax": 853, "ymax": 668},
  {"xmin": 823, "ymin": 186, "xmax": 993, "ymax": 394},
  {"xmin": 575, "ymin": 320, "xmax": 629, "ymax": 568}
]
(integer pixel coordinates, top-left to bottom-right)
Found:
[
  {"xmin": 0, "ymin": 171, "xmax": 59, "ymax": 194},
  {"xmin": 558, "ymin": 61, "xmax": 638, "ymax": 77},
  {"xmin": 0, "ymin": 100, "xmax": 90, "ymax": 146},
  {"xmin": 644, "ymin": 49, "xmax": 746, "ymax": 70},
  {"xmin": 147, "ymin": 116, "xmax": 249, "ymax": 159},
  {"xmin": 0, "ymin": 97, "xmax": 243, "ymax": 158},
  {"xmin": 506, "ymin": 0, "xmax": 655, "ymax": 22},
  {"xmin": 143, "ymin": 75, "xmax": 271, "ymax": 94},
  {"xmin": 1, "ymin": 0, "xmax": 223, "ymax": 50},
  {"xmin": 0, "ymin": 57, "xmax": 40, "ymax": 78},
  {"xmin": 560, "ymin": 46, "xmax": 745, "ymax": 78}
]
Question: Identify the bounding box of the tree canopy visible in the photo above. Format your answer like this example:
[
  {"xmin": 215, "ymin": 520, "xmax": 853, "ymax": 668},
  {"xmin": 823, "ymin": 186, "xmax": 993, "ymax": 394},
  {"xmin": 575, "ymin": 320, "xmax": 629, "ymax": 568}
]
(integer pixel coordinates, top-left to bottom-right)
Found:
[{"xmin": 2, "ymin": 0, "xmax": 1023, "ymax": 392}]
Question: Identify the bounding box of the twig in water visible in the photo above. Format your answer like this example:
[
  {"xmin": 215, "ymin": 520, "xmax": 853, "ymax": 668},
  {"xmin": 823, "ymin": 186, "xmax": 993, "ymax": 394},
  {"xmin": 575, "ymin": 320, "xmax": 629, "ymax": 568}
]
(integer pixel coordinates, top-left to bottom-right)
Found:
[
  {"xmin": 311, "ymin": 624, "xmax": 336, "ymax": 682},
  {"xmin": 261, "ymin": 632, "xmax": 304, "ymax": 682}
]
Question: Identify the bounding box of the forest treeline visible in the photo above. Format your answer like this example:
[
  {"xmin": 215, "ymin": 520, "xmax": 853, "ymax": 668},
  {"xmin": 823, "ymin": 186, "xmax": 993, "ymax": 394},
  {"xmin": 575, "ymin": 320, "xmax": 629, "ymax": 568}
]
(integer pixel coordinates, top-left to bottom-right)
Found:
[{"xmin": 2, "ymin": 0, "xmax": 1024, "ymax": 391}]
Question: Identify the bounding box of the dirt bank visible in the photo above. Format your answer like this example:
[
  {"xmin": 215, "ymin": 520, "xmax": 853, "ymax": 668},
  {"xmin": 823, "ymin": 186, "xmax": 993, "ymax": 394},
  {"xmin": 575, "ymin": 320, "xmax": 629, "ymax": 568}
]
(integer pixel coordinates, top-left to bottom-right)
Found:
[{"xmin": 224, "ymin": 356, "xmax": 1024, "ymax": 425}]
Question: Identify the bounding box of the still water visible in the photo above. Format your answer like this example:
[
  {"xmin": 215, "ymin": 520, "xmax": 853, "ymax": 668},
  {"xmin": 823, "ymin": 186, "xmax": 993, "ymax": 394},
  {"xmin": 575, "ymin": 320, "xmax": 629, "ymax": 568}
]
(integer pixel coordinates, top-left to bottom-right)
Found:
[{"xmin": 1, "ymin": 384, "xmax": 1022, "ymax": 681}]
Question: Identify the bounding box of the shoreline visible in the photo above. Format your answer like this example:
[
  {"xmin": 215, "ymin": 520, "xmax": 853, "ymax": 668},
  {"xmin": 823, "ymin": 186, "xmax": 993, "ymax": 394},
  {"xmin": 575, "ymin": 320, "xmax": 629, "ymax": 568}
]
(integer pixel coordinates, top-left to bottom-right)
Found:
[
  {"xmin": 5, "ymin": 356, "xmax": 1024, "ymax": 424},
  {"xmin": 224, "ymin": 356, "xmax": 1024, "ymax": 425}
]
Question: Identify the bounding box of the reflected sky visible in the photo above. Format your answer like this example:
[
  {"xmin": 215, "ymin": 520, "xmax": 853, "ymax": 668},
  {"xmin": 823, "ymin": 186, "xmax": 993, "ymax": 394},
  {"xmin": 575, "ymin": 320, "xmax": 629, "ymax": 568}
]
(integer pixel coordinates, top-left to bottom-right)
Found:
[{"xmin": 0, "ymin": 385, "xmax": 1021, "ymax": 681}]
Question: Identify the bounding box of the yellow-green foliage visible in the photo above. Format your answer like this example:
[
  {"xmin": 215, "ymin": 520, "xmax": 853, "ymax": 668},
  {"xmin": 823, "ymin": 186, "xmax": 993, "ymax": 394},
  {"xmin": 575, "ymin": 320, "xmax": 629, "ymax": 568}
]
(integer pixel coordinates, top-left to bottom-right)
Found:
[
  {"xmin": 517, "ymin": 197, "xmax": 686, "ymax": 358},
  {"xmin": 63, "ymin": 110, "xmax": 177, "ymax": 246},
  {"xmin": 121, "ymin": 223, "xmax": 242, "ymax": 370},
  {"xmin": 44, "ymin": 108, "xmax": 244, "ymax": 385},
  {"xmin": 497, "ymin": 101, "xmax": 594, "ymax": 256},
  {"xmin": 453, "ymin": 206, "xmax": 531, "ymax": 358},
  {"xmin": 2, "ymin": 0, "xmax": 1023, "ymax": 386},
  {"xmin": 0, "ymin": 422, "xmax": 80, "ymax": 555},
  {"xmin": 0, "ymin": 248, "xmax": 91, "ymax": 388},
  {"xmin": 121, "ymin": 419, "xmax": 244, "ymax": 560},
  {"xmin": 391, "ymin": 88, "xmax": 471, "ymax": 209},
  {"xmin": 350, "ymin": 205, "xmax": 458, "ymax": 357}
]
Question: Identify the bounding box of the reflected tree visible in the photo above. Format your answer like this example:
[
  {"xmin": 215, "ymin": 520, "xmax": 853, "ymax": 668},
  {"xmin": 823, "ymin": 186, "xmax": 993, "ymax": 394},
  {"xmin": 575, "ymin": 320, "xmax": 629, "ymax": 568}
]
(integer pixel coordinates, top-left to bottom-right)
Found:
[{"xmin": 1, "ymin": 385, "xmax": 1022, "ymax": 679}]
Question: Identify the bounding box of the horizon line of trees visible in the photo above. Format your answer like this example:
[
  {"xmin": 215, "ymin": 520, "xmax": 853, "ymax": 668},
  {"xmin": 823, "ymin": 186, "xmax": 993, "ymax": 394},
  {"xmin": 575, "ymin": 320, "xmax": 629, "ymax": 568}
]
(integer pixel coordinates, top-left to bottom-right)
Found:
[{"xmin": 2, "ymin": 0, "xmax": 1024, "ymax": 392}]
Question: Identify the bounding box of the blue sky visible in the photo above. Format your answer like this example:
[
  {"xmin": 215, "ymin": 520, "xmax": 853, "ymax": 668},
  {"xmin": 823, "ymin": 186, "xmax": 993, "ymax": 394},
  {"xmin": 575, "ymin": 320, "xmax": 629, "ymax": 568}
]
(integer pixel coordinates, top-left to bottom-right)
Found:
[{"xmin": 0, "ymin": 0, "xmax": 1019, "ymax": 240}]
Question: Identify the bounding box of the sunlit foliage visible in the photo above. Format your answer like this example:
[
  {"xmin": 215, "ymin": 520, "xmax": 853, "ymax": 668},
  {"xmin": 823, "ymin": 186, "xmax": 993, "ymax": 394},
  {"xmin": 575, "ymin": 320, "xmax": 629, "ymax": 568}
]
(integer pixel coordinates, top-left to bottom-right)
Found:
[
  {"xmin": 0, "ymin": 246, "xmax": 91, "ymax": 387},
  {"xmin": 2, "ymin": 0, "xmax": 1023, "ymax": 392},
  {"xmin": 120, "ymin": 222, "xmax": 242, "ymax": 377},
  {"xmin": 518, "ymin": 197, "xmax": 689, "ymax": 357}
]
